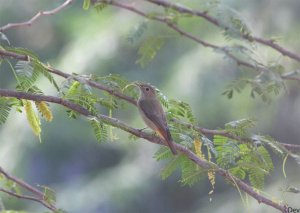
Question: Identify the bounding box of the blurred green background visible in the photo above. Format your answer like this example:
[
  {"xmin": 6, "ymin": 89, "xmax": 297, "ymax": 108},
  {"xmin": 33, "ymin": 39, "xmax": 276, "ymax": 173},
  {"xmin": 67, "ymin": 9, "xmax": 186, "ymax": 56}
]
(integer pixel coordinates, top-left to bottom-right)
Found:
[{"xmin": 0, "ymin": 0, "xmax": 300, "ymax": 212}]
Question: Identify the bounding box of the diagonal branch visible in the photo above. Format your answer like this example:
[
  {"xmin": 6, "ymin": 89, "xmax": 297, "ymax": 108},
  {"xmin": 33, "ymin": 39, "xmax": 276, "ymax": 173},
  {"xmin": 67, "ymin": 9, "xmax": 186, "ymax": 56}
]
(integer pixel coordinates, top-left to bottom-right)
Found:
[
  {"xmin": 171, "ymin": 118, "xmax": 300, "ymax": 152},
  {"xmin": 145, "ymin": 0, "xmax": 300, "ymax": 63},
  {"xmin": 47, "ymin": 67, "xmax": 137, "ymax": 105},
  {"xmin": 0, "ymin": 49, "xmax": 299, "ymax": 153},
  {"xmin": 0, "ymin": 188, "xmax": 56, "ymax": 211},
  {"xmin": 0, "ymin": 167, "xmax": 57, "ymax": 211},
  {"xmin": 96, "ymin": 0, "xmax": 300, "ymax": 82},
  {"xmin": 0, "ymin": 89, "xmax": 287, "ymax": 212},
  {"xmin": 0, "ymin": 49, "xmax": 136, "ymax": 105},
  {"xmin": 0, "ymin": 0, "xmax": 73, "ymax": 32}
]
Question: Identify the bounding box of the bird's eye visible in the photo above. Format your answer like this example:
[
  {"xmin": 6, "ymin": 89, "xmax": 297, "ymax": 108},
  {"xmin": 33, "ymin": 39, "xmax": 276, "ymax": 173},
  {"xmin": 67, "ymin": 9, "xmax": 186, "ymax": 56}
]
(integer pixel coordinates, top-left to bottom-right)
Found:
[{"xmin": 145, "ymin": 87, "xmax": 150, "ymax": 91}]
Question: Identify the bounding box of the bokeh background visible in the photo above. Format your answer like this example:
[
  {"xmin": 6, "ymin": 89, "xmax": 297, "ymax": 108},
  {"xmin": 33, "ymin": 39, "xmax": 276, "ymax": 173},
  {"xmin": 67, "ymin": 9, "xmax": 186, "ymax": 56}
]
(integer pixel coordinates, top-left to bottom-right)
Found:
[{"xmin": 1, "ymin": 0, "xmax": 300, "ymax": 212}]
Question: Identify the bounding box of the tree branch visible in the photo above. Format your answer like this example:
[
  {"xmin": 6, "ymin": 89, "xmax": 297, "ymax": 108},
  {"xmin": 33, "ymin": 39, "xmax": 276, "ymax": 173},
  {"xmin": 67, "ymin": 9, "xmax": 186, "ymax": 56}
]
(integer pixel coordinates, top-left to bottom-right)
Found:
[
  {"xmin": 0, "ymin": 49, "xmax": 299, "ymax": 153},
  {"xmin": 96, "ymin": 0, "xmax": 300, "ymax": 82},
  {"xmin": 47, "ymin": 67, "xmax": 137, "ymax": 106},
  {"xmin": 171, "ymin": 118, "xmax": 300, "ymax": 153},
  {"xmin": 0, "ymin": 89, "xmax": 288, "ymax": 212},
  {"xmin": 145, "ymin": 0, "xmax": 300, "ymax": 63},
  {"xmin": 0, "ymin": 167, "xmax": 57, "ymax": 211},
  {"xmin": 0, "ymin": 1, "xmax": 294, "ymax": 212},
  {"xmin": 0, "ymin": 0, "xmax": 73, "ymax": 32},
  {"xmin": 0, "ymin": 49, "xmax": 137, "ymax": 105}
]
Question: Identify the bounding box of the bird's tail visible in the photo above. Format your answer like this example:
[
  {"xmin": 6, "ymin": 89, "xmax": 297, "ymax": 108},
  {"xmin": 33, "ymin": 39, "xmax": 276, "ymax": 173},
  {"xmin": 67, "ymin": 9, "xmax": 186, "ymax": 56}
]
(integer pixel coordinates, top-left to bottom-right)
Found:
[
  {"xmin": 166, "ymin": 139, "xmax": 178, "ymax": 155},
  {"xmin": 157, "ymin": 128, "xmax": 178, "ymax": 155}
]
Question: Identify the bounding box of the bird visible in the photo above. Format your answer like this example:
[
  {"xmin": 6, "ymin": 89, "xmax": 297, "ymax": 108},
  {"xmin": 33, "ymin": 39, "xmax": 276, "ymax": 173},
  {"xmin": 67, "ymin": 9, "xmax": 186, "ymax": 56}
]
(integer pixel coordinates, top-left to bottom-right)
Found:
[{"xmin": 135, "ymin": 82, "xmax": 177, "ymax": 155}]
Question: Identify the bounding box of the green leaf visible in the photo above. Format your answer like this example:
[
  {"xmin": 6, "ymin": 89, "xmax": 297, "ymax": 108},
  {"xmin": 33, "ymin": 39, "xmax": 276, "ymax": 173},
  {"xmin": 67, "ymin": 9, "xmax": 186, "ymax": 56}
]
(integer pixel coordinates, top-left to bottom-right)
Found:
[
  {"xmin": 15, "ymin": 60, "xmax": 39, "ymax": 91},
  {"xmin": 168, "ymin": 100, "xmax": 196, "ymax": 123},
  {"xmin": 90, "ymin": 118, "xmax": 108, "ymax": 143},
  {"xmin": 127, "ymin": 21, "xmax": 148, "ymax": 44},
  {"xmin": 82, "ymin": 0, "xmax": 91, "ymax": 10},
  {"xmin": 225, "ymin": 118, "xmax": 255, "ymax": 137},
  {"xmin": 94, "ymin": 2, "xmax": 108, "ymax": 13},
  {"xmin": 62, "ymin": 80, "xmax": 98, "ymax": 115},
  {"xmin": 160, "ymin": 154, "xmax": 184, "ymax": 180},
  {"xmin": 217, "ymin": 7, "xmax": 252, "ymax": 40},
  {"xmin": 154, "ymin": 146, "xmax": 173, "ymax": 161},
  {"xmin": 0, "ymin": 97, "xmax": 12, "ymax": 124},
  {"xmin": 40, "ymin": 185, "xmax": 56, "ymax": 205},
  {"xmin": 229, "ymin": 167, "xmax": 246, "ymax": 179},
  {"xmin": 33, "ymin": 61, "xmax": 59, "ymax": 90},
  {"xmin": 156, "ymin": 89, "xmax": 169, "ymax": 109},
  {"xmin": 5, "ymin": 47, "xmax": 39, "ymax": 59},
  {"xmin": 180, "ymin": 156, "xmax": 205, "ymax": 186},
  {"xmin": 136, "ymin": 37, "xmax": 165, "ymax": 67},
  {"xmin": 256, "ymin": 146, "xmax": 274, "ymax": 171},
  {"xmin": 248, "ymin": 167, "xmax": 265, "ymax": 189},
  {"xmin": 252, "ymin": 135, "xmax": 284, "ymax": 156}
]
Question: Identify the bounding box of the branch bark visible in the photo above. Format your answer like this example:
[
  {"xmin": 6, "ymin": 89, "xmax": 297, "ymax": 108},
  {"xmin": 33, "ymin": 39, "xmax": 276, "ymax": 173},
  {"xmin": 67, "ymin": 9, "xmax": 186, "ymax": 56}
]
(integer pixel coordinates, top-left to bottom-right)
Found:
[
  {"xmin": 145, "ymin": 0, "xmax": 300, "ymax": 63},
  {"xmin": 0, "ymin": 49, "xmax": 299, "ymax": 153},
  {"xmin": 0, "ymin": 1, "xmax": 296, "ymax": 212},
  {"xmin": 0, "ymin": 89, "xmax": 288, "ymax": 212},
  {"xmin": 171, "ymin": 118, "xmax": 300, "ymax": 152},
  {"xmin": 0, "ymin": 167, "xmax": 56, "ymax": 211},
  {"xmin": 96, "ymin": 0, "xmax": 300, "ymax": 82},
  {"xmin": 0, "ymin": 0, "xmax": 73, "ymax": 32}
]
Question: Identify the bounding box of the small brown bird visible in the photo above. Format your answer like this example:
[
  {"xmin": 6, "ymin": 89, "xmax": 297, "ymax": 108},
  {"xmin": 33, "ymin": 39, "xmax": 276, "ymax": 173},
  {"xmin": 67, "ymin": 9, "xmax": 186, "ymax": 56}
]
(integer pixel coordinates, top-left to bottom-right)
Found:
[{"xmin": 136, "ymin": 83, "xmax": 177, "ymax": 155}]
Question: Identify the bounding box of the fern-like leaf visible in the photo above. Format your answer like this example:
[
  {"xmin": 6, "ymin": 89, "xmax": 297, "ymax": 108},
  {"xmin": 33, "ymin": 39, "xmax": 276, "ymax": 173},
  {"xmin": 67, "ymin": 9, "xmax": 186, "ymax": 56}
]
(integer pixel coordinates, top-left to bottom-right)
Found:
[
  {"xmin": 229, "ymin": 166, "xmax": 246, "ymax": 179},
  {"xmin": 225, "ymin": 118, "xmax": 255, "ymax": 137},
  {"xmin": 0, "ymin": 97, "xmax": 12, "ymax": 124},
  {"xmin": 160, "ymin": 154, "xmax": 184, "ymax": 180},
  {"xmin": 154, "ymin": 146, "xmax": 173, "ymax": 161},
  {"xmin": 15, "ymin": 60, "xmax": 39, "ymax": 91},
  {"xmin": 94, "ymin": 2, "xmax": 108, "ymax": 13},
  {"xmin": 90, "ymin": 118, "xmax": 108, "ymax": 143},
  {"xmin": 248, "ymin": 167, "xmax": 265, "ymax": 189},
  {"xmin": 180, "ymin": 156, "xmax": 205, "ymax": 186},
  {"xmin": 168, "ymin": 99, "xmax": 196, "ymax": 123},
  {"xmin": 127, "ymin": 21, "xmax": 148, "ymax": 44},
  {"xmin": 136, "ymin": 37, "xmax": 165, "ymax": 67},
  {"xmin": 33, "ymin": 62, "xmax": 59, "ymax": 90}
]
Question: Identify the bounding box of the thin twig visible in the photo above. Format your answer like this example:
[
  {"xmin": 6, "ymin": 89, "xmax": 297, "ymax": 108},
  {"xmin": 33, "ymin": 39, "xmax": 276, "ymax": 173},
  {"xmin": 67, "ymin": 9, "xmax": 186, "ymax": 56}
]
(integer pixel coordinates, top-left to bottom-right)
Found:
[
  {"xmin": 171, "ymin": 118, "xmax": 300, "ymax": 152},
  {"xmin": 0, "ymin": 49, "xmax": 137, "ymax": 105},
  {"xmin": 0, "ymin": 188, "xmax": 56, "ymax": 211},
  {"xmin": 47, "ymin": 67, "xmax": 137, "ymax": 106},
  {"xmin": 0, "ymin": 49, "xmax": 29, "ymax": 61},
  {"xmin": 0, "ymin": 0, "xmax": 73, "ymax": 32},
  {"xmin": 96, "ymin": 0, "xmax": 299, "ymax": 82},
  {"xmin": 0, "ymin": 49, "xmax": 299, "ymax": 153},
  {"xmin": 0, "ymin": 89, "xmax": 287, "ymax": 212},
  {"xmin": 0, "ymin": 167, "xmax": 56, "ymax": 211},
  {"xmin": 145, "ymin": 0, "xmax": 300, "ymax": 63}
]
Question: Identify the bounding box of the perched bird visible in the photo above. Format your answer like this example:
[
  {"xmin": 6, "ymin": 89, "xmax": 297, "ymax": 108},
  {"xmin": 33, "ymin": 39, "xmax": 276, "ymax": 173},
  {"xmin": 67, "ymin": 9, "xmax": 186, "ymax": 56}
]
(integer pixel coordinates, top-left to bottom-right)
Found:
[{"xmin": 136, "ymin": 83, "xmax": 177, "ymax": 155}]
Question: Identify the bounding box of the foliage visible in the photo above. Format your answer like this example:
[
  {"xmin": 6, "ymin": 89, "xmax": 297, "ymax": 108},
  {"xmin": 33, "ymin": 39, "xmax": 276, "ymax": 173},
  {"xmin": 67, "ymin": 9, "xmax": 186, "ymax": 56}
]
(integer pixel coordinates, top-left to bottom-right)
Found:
[
  {"xmin": 225, "ymin": 118, "xmax": 255, "ymax": 137},
  {"xmin": 1, "ymin": 1, "xmax": 300, "ymax": 212},
  {"xmin": 39, "ymin": 185, "xmax": 56, "ymax": 205},
  {"xmin": 24, "ymin": 100, "xmax": 41, "ymax": 139},
  {"xmin": 36, "ymin": 101, "xmax": 53, "ymax": 122},
  {"xmin": 0, "ymin": 97, "xmax": 13, "ymax": 124},
  {"xmin": 214, "ymin": 135, "xmax": 273, "ymax": 189},
  {"xmin": 136, "ymin": 37, "xmax": 165, "ymax": 68},
  {"xmin": 127, "ymin": 21, "xmax": 148, "ymax": 44},
  {"xmin": 154, "ymin": 149, "xmax": 206, "ymax": 186},
  {"xmin": 89, "ymin": 117, "xmax": 108, "ymax": 143}
]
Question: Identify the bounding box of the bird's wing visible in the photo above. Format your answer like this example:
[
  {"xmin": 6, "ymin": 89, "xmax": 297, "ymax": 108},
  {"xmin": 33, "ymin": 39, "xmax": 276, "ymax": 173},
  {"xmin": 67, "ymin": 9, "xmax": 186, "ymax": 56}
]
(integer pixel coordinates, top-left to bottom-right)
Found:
[
  {"xmin": 138, "ymin": 99, "xmax": 177, "ymax": 155},
  {"xmin": 138, "ymin": 99, "xmax": 168, "ymax": 134}
]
